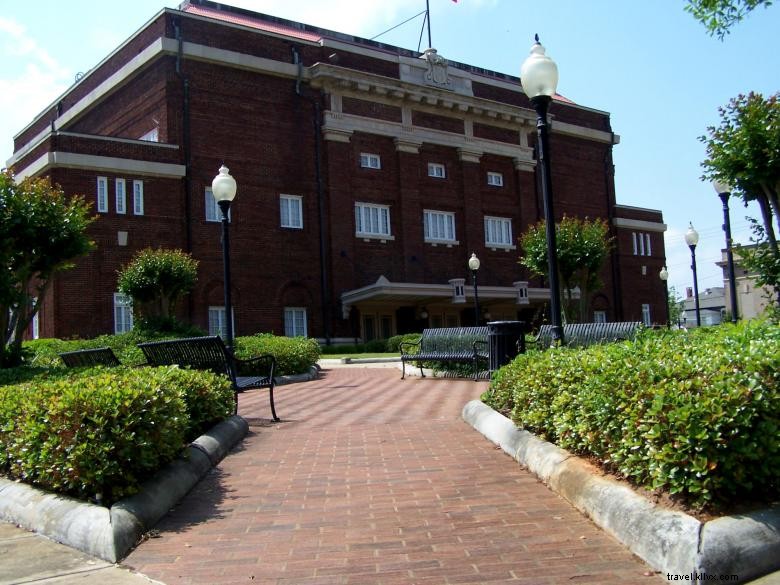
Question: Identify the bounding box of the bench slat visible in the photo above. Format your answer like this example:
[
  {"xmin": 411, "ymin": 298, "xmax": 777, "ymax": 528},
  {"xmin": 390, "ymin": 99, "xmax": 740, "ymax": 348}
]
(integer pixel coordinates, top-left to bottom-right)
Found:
[{"xmin": 59, "ymin": 347, "xmax": 121, "ymax": 368}]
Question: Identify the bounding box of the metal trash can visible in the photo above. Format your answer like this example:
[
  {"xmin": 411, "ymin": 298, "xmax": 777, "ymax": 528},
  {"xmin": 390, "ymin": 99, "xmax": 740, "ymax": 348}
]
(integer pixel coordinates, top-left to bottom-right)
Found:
[{"xmin": 487, "ymin": 320, "xmax": 526, "ymax": 373}]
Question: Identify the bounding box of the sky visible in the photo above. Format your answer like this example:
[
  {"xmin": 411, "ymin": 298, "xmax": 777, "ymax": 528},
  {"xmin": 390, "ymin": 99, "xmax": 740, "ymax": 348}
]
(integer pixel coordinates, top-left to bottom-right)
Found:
[{"xmin": 1, "ymin": 0, "xmax": 778, "ymax": 298}]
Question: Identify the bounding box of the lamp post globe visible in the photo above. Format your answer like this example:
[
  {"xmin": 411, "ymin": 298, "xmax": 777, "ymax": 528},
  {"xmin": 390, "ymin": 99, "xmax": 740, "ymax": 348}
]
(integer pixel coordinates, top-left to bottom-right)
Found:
[
  {"xmin": 685, "ymin": 223, "xmax": 701, "ymax": 327},
  {"xmin": 469, "ymin": 253, "xmax": 481, "ymax": 326},
  {"xmin": 212, "ymin": 165, "xmax": 237, "ymax": 353},
  {"xmin": 712, "ymin": 180, "xmax": 739, "ymax": 323},
  {"xmin": 659, "ymin": 266, "xmax": 670, "ymax": 328},
  {"xmin": 520, "ymin": 35, "xmax": 563, "ymax": 345}
]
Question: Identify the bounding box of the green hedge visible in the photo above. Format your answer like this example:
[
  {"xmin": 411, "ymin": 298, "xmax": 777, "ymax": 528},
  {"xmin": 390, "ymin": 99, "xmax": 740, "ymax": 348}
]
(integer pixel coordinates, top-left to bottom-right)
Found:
[
  {"xmin": 0, "ymin": 366, "xmax": 233, "ymax": 505},
  {"xmin": 484, "ymin": 322, "xmax": 780, "ymax": 509},
  {"xmin": 235, "ymin": 333, "xmax": 320, "ymax": 376}
]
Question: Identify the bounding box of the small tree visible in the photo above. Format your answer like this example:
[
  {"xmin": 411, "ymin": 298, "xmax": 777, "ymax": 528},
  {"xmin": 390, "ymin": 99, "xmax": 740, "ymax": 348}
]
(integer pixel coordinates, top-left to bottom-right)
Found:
[
  {"xmin": 700, "ymin": 92, "xmax": 780, "ymax": 304},
  {"xmin": 668, "ymin": 286, "xmax": 686, "ymax": 326},
  {"xmin": 0, "ymin": 170, "xmax": 95, "ymax": 366},
  {"xmin": 117, "ymin": 248, "xmax": 198, "ymax": 328},
  {"xmin": 685, "ymin": 0, "xmax": 774, "ymax": 39},
  {"xmin": 520, "ymin": 216, "xmax": 613, "ymax": 322}
]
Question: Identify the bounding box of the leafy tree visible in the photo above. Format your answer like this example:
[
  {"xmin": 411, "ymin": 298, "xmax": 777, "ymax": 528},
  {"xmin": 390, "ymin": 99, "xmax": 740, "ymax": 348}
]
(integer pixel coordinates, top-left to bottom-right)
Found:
[
  {"xmin": 0, "ymin": 170, "xmax": 95, "ymax": 367},
  {"xmin": 519, "ymin": 216, "xmax": 613, "ymax": 322},
  {"xmin": 700, "ymin": 92, "xmax": 780, "ymax": 298},
  {"xmin": 685, "ymin": 0, "xmax": 773, "ymax": 39},
  {"xmin": 735, "ymin": 220, "xmax": 780, "ymax": 306},
  {"xmin": 117, "ymin": 248, "xmax": 198, "ymax": 326},
  {"xmin": 668, "ymin": 286, "xmax": 686, "ymax": 326}
]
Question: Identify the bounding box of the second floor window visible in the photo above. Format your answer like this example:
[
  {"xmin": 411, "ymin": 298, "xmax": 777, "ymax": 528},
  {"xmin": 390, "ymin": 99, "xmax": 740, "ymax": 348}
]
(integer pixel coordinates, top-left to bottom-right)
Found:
[
  {"xmin": 632, "ymin": 232, "xmax": 652, "ymax": 256},
  {"xmin": 484, "ymin": 216, "xmax": 513, "ymax": 247},
  {"xmin": 355, "ymin": 203, "xmax": 391, "ymax": 237},
  {"xmin": 424, "ymin": 210, "xmax": 456, "ymax": 242},
  {"xmin": 280, "ymin": 195, "xmax": 303, "ymax": 229}
]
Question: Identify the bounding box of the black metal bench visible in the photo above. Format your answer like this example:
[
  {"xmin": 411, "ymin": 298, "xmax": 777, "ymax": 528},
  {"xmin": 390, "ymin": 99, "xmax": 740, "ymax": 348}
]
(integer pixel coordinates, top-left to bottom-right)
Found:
[
  {"xmin": 59, "ymin": 347, "xmax": 122, "ymax": 368},
  {"xmin": 400, "ymin": 326, "xmax": 489, "ymax": 380},
  {"xmin": 137, "ymin": 336, "xmax": 279, "ymax": 421},
  {"xmin": 535, "ymin": 321, "xmax": 643, "ymax": 349}
]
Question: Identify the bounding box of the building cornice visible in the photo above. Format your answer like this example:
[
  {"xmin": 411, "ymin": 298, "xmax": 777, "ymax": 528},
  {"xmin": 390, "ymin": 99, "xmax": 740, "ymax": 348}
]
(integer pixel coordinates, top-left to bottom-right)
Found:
[
  {"xmin": 15, "ymin": 152, "xmax": 186, "ymax": 181},
  {"xmin": 612, "ymin": 217, "xmax": 668, "ymax": 233}
]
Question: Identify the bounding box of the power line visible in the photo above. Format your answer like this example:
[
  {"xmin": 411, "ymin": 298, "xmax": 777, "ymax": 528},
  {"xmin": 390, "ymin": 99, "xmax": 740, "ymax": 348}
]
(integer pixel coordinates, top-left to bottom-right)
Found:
[{"xmin": 370, "ymin": 9, "xmax": 427, "ymax": 41}]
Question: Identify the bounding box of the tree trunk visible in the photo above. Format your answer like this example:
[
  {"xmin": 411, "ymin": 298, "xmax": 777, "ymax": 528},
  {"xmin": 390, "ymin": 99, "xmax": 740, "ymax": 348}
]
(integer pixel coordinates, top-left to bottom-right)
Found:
[{"xmin": 757, "ymin": 195, "xmax": 779, "ymax": 258}]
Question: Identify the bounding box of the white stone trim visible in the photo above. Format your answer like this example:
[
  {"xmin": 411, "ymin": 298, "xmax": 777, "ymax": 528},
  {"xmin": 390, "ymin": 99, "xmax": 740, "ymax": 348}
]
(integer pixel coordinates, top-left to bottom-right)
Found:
[
  {"xmin": 15, "ymin": 152, "xmax": 186, "ymax": 181},
  {"xmin": 551, "ymin": 120, "xmax": 618, "ymax": 145},
  {"xmin": 612, "ymin": 217, "xmax": 668, "ymax": 233}
]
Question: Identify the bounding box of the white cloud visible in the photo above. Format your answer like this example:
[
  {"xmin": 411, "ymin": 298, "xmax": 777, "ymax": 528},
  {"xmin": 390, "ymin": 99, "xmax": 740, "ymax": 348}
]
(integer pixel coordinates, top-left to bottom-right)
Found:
[{"xmin": 0, "ymin": 17, "xmax": 71, "ymax": 165}]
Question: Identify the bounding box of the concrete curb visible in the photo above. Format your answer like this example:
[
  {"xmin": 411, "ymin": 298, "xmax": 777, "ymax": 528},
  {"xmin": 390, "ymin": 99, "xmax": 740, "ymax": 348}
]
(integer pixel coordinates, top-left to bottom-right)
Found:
[
  {"xmin": 462, "ymin": 400, "xmax": 780, "ymax": 583},
  {"xmin": 0, "ymin": 415, "xmax": 248, "ymax": 563},
  {"xmin": 275, "ymin": 365, "xmax": 319, "ymax": 385}
]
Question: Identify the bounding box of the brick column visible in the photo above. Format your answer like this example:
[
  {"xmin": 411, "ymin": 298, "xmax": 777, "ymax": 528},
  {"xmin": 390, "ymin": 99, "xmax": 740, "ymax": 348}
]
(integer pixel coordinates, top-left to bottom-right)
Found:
[{"xmin": 395, "ymin": 137, "xmax": 424, "ymax": 281}]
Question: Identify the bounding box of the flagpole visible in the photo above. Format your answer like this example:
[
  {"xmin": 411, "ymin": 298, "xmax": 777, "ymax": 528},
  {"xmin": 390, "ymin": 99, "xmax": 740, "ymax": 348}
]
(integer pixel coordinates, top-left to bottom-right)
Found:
[{"xmin": 426, "ymin": 0, "xmax": 432, "ymax": 48}]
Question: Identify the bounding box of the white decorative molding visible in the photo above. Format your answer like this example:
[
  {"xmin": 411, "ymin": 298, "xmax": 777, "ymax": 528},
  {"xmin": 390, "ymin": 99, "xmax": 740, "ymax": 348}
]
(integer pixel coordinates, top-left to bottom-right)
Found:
[
  {"xmin": 322, "ymin": 128, "xmax": 353, "ymax": 143},
  {"xmin": 457, "ymin": 148, "xmax": 482, "ymax": 163},
  {"xmin": 15, "ymin": 152, "xmax": 186, "ymax": 181},
  {"xmin": 394, "ymin": 137, "xmax": 422, "ymax": 154},
  {"xmin": 612, "ymin": 217, "xmax": 668, "ymax": 233}
]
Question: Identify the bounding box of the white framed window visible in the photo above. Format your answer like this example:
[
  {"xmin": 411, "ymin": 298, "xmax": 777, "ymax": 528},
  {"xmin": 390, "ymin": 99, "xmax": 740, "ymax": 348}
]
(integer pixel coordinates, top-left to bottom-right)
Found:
[
  {"xmin": 96, "ymin": 176, "xmax": 108, "ymax": 213},
  {"xmin": 138, "ymin": 127, "xmax": 159, "ymax": 142},
  {"xmin": 487, "ymin": 172, "xmax": 504, "ymax": 186},
  {"xmin": 30, "ymin": 297, "xmax": 39, "ymax": 340},
  {"xmin": 284, "ymin": 307, "xmax": 307, "ymax": 337},
  {"xmin": 641, "ymin": 303, "xmax": 651, "ymax": 327},
  {"xmin": 593, "ymin": 310, "xmax": 607, "ymax": 324},
  {"xmin": 359, "ymin": 153, "xmax": 381, "ymax": 169},
  {"xmin": 424, "ymin": 210, "xmax": 456, "ymax": 243},
  {"xmin": 132, "ymin": 180, "xmax": 144, "ymax": 215},
  {"xmin": 427, "ymin": 162, "xmax": 446, "ymax": 178},
  {"xmin": 114, "ymin": 293, "xmax": 134, "ymax": 334},
  {"xmin": 632, "ymin": 232, "xmax": 652, "ymax": 256},
  {"xmin": 355, "ymin": 202, "xmax": 391, "ymax": 238},
  {"xmin": 115, "ymin": 179, "xmax": 126, "ymax": 214},
  {"xmin": 484, "ymin": 216, "xmax": 513, "ymax": 247},
  {"xmin": 280, "ymin": 195, "xmax": 303, "ymax": 229},
  {"xmin": 208, "ymin": 306, "xmax": 234, "ymax": 339}
]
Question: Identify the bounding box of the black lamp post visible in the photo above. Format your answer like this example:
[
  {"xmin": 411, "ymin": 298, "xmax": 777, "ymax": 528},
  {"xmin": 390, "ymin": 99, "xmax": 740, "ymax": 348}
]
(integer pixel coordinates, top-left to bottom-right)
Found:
[
  {"xmin": 685, "ymin": 223, "xmax": 701, "ymax": 327},
  {"xmin": 521, "ymin": 35, "xmax": 563, "ymax": 345},
  {"xmin": 659, "ymin": 266, "xmax": 670, "ymax": 328},
  {"xmin": 713, "ymin": 180, "xmax": 739, "ymax": 323},
  {"xmin": 468, "ymin": 253, "xmax": 481, "ymax": 326},
  {"xmin": 212, "ymin": 165, "xmax": 237, "ymax": 351}
]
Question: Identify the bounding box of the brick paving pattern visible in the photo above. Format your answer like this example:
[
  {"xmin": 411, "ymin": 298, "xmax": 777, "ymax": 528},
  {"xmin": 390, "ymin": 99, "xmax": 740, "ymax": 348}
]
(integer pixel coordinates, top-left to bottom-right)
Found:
[{"xmin": 125, "ymin": 367, "xmax": 664, "ymax": 584}]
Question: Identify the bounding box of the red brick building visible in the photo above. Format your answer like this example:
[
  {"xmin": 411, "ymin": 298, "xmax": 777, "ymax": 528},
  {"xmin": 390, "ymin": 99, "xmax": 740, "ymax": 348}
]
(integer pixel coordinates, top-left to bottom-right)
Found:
[{"xmin": 8, "ymin": 0, "xmax": 668, "ymax": 342}]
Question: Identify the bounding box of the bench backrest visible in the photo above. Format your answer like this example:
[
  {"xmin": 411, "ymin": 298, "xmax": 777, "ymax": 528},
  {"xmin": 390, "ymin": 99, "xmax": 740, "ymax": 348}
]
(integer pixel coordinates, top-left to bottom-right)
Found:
[
  {"xmin": 59, "ymin": 347, "xmax": 121, "ymax": 368},
  {"xmin": 420, "ymin": 326, "xmax": 488, "ymax": 354},
  {"xmin": 537, "ymin": 322, "xmax": 642, "ymax": 348},
  {"xmin": 137, "ymin": 336, "xmax": 233, "ymax": 379}
]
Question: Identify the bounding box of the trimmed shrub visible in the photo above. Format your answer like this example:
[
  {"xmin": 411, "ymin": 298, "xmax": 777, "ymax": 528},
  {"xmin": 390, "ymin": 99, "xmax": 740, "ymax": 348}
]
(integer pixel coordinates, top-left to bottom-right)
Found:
[
  {"xmin": 386, "ymin": 333, "xmax": 422, "ymax": 353},
  {"xmin": 0, "ymin": 366, "xmax": 232, "ymax": 505},
  {"xmin": 235, "ymin": 334, "xmax": 320, "ymax": 376},
  {"xmin": 484, "ymin": 322, "xmax": 780, "ymax": 509}
]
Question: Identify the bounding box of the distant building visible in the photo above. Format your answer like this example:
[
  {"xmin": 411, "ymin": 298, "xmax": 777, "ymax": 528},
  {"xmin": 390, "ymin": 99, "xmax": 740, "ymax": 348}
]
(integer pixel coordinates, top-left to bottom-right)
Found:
[
  {"xmin": 8, "ymin": 0, "xmax": 667, "ymax": 341},
  {"xmin": 681, "ymin": 287, "xmax": 725, "ymax": 328},
  {"xmin": 717, "ymin": 246, "xmax": 776, "ymax": 320}
]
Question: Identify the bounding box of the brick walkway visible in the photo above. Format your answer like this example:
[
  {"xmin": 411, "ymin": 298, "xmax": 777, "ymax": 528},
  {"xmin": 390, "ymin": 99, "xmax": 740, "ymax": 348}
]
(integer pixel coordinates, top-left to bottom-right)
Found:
[{"xmin": 125, "ymin": 367, "xmax": 664, "ymax": 584}]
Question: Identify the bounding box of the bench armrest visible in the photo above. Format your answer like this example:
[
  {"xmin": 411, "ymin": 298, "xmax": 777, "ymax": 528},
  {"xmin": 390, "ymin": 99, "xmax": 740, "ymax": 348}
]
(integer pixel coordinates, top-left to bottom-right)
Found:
[
  {"xmin": 399, "ymin": 339, "xmax": 422, "ymax": 356},
  {"xmin": 231, "ymin": 352, "xmax": 277, "ymax": 379}
]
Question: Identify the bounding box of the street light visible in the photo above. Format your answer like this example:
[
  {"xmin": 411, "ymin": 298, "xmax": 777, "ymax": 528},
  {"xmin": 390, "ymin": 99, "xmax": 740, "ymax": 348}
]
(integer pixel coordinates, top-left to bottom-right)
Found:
[
  {"xmin": 685, "ymin": 223, "xmax": 701, "ymax": 327},
  {"xmin": 521, "ymin": 35, "xmax": 563, "ymax": 345},
  {"xmin": 468, "ymin": 253, "xmax": 481, "ymax": 326},
  {"xmin": 713, "ymin": 180, "xmax": 739, "ymax": 323},
  {"xmin": 659, "ymin": 266, "xmax": 670, "ymax": 328},
  {"xmin": 212, "ymin": 165, "xmax": 237, "ymax": 351}
]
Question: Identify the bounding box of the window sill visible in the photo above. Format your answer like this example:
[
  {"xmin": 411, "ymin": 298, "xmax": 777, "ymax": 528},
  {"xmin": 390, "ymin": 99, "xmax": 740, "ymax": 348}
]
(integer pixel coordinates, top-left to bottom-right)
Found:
[
  {"xmin": 425, "ymin": 239, "xmax": 459, "ymax": 248},
  {"xmin": 356, "ymin": 233, "xmax": 395, "ymax": 243},
  {"xmin": 487, "ymin": 244, "xmax": 517, "ymax": 252}
]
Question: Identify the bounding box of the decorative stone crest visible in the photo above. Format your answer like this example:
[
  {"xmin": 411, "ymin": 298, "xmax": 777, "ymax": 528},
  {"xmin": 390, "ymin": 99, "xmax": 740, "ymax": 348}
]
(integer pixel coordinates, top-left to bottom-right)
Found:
[{"xmin": 420, "ymin": 48, "xmax": 451, "ymax": 88}]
